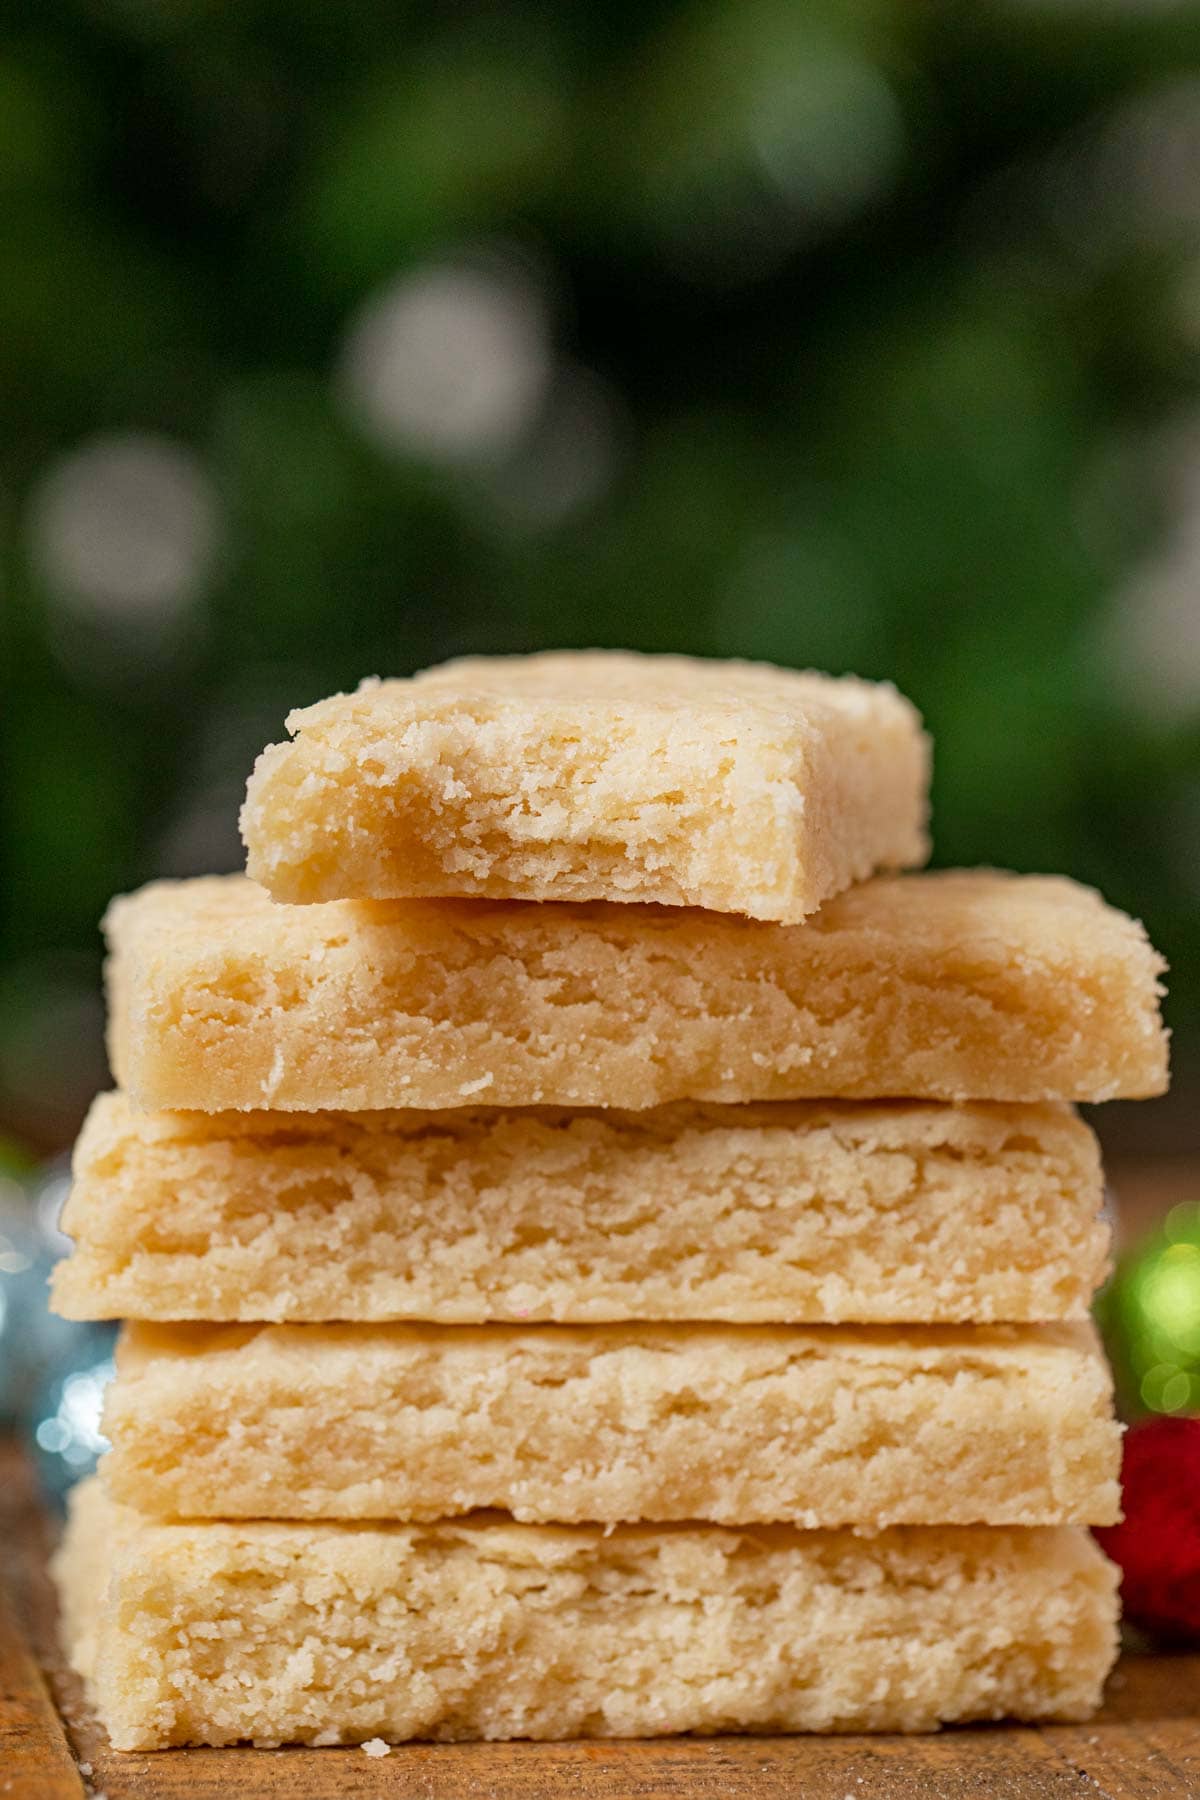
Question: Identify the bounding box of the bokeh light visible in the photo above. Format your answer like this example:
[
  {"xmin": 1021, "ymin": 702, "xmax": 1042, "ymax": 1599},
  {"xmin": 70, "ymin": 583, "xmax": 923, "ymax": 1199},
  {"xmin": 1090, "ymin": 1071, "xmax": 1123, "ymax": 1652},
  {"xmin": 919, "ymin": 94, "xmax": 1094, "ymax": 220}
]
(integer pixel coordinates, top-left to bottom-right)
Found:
[
  {"xmin": 34, "ymin": 1363, "xmax": 112, "ymax": 1467},
  {"xmin": 337, "ymin": 256, "xmax": 552, "ymax": 465},
  {"xmin": 748, "ymin": 50, "xmax": 903, "ymax": 229},
  {"xmin": 28, "ymin": 433, "xmax": 222, "ymax": 629}
]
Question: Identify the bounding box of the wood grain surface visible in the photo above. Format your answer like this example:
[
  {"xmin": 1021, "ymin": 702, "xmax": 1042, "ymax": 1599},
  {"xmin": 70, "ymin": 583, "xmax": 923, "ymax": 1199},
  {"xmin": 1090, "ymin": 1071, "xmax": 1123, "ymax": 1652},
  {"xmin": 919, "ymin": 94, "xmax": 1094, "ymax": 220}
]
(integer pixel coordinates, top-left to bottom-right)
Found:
[{"xmin": 2, "ymin": 1442, "xmax": 1197, "ymax": 1799}]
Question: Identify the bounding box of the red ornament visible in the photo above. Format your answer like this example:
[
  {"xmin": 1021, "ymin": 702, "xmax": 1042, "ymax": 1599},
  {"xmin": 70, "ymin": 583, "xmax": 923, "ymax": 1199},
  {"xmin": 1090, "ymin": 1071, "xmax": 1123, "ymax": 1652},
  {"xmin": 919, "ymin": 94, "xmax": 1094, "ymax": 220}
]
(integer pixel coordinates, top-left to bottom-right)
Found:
[{"xmin": 1094, "ymin": 1415, "xmax": 1200, "ymax": 1643}]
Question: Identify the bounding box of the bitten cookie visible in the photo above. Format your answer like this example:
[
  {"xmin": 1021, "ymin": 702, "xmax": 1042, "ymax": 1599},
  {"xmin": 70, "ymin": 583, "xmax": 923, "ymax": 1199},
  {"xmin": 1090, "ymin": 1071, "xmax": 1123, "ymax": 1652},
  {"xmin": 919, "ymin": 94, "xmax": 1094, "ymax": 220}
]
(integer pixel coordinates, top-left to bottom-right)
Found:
[{"xmin": 240, "ymin": 653, "xmax": 931, "ymax": 920}]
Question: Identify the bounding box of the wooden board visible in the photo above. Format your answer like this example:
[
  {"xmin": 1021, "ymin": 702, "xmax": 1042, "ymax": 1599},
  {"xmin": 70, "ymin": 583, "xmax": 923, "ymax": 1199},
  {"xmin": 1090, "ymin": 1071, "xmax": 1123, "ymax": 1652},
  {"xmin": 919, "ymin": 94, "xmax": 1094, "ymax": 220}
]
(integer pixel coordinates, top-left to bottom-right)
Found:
[{"xmin": 2, "ymin": 1440, "xmax": 1197, "ymax": 1800}]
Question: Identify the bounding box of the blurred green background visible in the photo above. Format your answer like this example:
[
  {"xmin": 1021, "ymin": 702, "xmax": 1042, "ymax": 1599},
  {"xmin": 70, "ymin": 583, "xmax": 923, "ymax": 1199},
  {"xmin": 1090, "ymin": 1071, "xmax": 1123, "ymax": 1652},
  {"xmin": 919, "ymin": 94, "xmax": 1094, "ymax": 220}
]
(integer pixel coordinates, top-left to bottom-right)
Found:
[{"xmin": 2, "ymin": 0, "xmax": 1198, "ymax": 1156}]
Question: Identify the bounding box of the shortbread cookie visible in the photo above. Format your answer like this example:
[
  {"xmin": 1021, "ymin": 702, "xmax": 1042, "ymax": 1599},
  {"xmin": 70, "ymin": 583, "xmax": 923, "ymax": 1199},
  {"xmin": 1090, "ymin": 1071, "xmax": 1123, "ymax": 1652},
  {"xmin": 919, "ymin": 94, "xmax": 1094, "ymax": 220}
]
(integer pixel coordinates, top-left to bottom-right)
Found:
[
  {"xmin": 101, "ymin": 1320, "xmax": 1120, "ymax": 1528},
  {"xmin": 52, "ymin": 1095, "xmax": 1108, "ymax": 1324},
  {"xmin": 55, "ymin": 1481, "xmax": 1119, "ymax": 1748},
  {"xmin": 103, "ymin": 871, "xmax": 1168, "ymax": 1110},
  {"xmin": 240, "ymin": 654, "xmax": 931, "ymax": 920}
]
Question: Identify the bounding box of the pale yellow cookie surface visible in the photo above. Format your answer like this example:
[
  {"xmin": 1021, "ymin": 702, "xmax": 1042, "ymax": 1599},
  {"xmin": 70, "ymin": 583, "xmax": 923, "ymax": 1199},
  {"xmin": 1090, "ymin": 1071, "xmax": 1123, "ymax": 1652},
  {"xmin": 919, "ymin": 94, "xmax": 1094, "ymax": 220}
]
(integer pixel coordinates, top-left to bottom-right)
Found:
[
  {"xmin": 241, "ymin": 653, "xmax": 931, "ymax": 920},
  {"xmin": 103, "ymin": 870, "xmax": 1168, "ymax": 1110},
  {"xmin": 101, "ymin": 1319, "xmax": 1119, "ymax": 1528},
  {"xmin": 53, "ymin": 1093, "xmax": 1107, "ymax": 1324},
  {"xmin": 55, "ymin": 1480, "xmax": 1118, "ymax": 1749}
]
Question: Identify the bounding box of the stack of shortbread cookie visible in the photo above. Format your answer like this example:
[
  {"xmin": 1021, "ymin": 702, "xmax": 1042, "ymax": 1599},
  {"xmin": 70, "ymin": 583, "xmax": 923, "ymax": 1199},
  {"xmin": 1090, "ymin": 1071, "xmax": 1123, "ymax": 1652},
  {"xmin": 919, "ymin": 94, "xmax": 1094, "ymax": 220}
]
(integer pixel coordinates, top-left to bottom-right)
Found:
[{"xmin": 52, "ymin": 654, "xmax": 1169, "ymax": 1752}]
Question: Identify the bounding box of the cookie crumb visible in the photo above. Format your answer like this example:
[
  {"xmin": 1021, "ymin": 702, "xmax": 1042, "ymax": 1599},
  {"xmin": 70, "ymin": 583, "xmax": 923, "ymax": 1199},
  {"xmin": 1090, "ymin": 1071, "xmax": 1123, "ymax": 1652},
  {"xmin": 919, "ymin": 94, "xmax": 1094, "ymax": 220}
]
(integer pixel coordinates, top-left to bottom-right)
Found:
[{"xmin": 362, "ymin": 1738, "xmax": 391, "ymax": 1758}]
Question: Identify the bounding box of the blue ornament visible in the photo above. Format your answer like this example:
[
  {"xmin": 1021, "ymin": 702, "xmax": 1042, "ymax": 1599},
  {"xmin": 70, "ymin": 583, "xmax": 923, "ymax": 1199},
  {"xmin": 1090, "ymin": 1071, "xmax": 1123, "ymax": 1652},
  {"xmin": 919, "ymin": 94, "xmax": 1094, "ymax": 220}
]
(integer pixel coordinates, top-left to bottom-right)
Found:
[
  {"xmin": 31, "ymin": 1336, "xmax": 118, "ymax": 1506},
  {"xmin": 2, "ymin": 1149, "xmax": 120, "ymax": 1502}
]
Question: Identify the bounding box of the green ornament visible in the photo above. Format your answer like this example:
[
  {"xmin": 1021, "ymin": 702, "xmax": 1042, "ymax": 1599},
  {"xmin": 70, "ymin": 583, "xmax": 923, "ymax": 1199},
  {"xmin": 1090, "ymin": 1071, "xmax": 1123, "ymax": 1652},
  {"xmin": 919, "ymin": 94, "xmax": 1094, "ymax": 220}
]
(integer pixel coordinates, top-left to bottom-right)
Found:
[{"xmin": 1100, "ymin": 1202, "xmax": 1200, "ymax": 1419}]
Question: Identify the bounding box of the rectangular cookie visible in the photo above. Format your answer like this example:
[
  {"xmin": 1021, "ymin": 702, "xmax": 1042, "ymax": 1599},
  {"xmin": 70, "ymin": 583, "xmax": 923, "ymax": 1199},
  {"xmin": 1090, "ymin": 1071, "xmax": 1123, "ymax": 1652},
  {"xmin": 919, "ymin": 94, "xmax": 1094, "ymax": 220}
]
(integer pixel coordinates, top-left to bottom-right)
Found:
[
  {"xmin": 55, "ymin": 1480, "xmax": 1119, "ymax": 1748},
  {"xmin": 103, "ymin": 870, "xmax": 1168, "ymax": 1110},
  {"xmin": 239, "ymin": 653, "xmax": 931, "ymax": 920},
  {"xmin": 52, "ymin": 1093, "xmax": 1108, "ymax": 1325},
  {"xmin": 100, "ymin": 1320, "xmax": 1120, "ymax": 1528}
]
